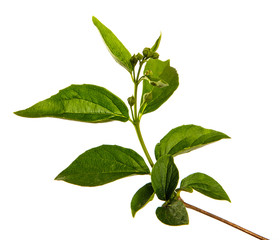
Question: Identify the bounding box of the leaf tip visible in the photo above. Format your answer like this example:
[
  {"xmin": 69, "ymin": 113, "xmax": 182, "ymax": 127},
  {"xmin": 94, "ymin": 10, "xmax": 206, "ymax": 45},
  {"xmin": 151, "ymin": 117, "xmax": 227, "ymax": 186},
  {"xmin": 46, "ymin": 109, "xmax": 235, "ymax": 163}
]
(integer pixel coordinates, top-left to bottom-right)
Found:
[
  {"xmin": 224, "ymin": 134, "xmax": 231, "ymax": 139},
  {"xmin": 92, "ymin": 16, "xmax": 98, "ymax": 25},
  {"xmin": 14, "ymin": 110, "xmax": 21, "ymax": 116},
  {"xmin": 14, "ymin": 110, "xmax": 25, "ymax": 117},
  {"xmin": 54, "ymin": 173, "xmax": 64, "ymax": 181},
  {"xmin": 159, "ymin": 32, "xmax": 162, "ymax": 42},
  {"xmin": 131, "ymin": 211, "xmax": 136, "ymax": 218}
]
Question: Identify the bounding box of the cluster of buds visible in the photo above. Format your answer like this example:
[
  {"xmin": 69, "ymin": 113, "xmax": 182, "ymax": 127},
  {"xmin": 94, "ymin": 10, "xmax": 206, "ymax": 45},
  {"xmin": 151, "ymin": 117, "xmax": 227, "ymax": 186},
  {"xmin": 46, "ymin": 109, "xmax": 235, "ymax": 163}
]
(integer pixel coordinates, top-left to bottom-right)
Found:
[
  {"xmin": 142, "ymin": 47, "xmax": 159, "ymax": 59},
  {"xmin": 130, "ymin": 53, "xmax": 144, "ymax": 68},
  {"xmin": 130, "ymin": 48, "xmax": 159, "ymax": 68}
]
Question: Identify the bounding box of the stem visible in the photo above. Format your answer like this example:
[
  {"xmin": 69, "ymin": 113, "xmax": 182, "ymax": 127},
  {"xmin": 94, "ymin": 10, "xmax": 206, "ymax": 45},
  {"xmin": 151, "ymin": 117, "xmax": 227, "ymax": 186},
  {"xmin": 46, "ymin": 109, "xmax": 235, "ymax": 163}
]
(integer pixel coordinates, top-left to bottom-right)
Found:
[
  {"xmin": 178, "ymin": 198, "xmax": 269, "ymax": 240},
  {"xmin": 133, "ymin": 82, "xmax": 139, "ymax": 120},
  {"xmin": 132, "ymin": 62, "xmax": 142, "ymax": 119},
  {"xmin": 130, "ymin": 59, "xmax": 155, "ymax": 168},
  {"xmin": 133, "ymin": 120, "xmax": 154, "ymax": 168},
  {"xmin": 136, "ymin": 60, "xmax": 145, "ymax": 83}
]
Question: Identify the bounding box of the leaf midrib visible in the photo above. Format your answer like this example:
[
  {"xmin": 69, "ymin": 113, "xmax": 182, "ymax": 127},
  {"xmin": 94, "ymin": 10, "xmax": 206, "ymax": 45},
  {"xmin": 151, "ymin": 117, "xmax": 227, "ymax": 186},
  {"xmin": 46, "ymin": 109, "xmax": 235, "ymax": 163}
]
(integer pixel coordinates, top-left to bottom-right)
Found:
[
  {"xmin": 168, "ymin": 131, "xmax": 218, "ymax": 156},
  {"xmin": 61, "ymin": 96, "xmax": 125, "ymax": 116},
  {"xmin": 63, "ymin": 170, "xmax": 147, "ymax": 175},
  {"xmin": 95, "ymin": 148, "xmax": 147, "ymax": 172}
]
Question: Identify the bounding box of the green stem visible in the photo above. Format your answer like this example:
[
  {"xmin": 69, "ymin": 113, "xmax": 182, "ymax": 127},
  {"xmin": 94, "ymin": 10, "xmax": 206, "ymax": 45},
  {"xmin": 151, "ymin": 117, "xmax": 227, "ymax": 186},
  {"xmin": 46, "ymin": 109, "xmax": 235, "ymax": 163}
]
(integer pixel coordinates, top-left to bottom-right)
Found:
[
  {"xmin": 133, "ymin": 61, "xmax": 144, "ymax": 121},
  {"xmin": 130, "ymin": 60, "xmax": 154, "ymax": 168},
  {"xmin": 133, "ymin": 120, "xmax": 154, "ymax": 168},
  {"xmin": 133, "ymin": 82, "xmax": 139, "ymax": 121},
  {"xmin": 136, "ymin": 60, "xmax": 145, "ymax": 82}
]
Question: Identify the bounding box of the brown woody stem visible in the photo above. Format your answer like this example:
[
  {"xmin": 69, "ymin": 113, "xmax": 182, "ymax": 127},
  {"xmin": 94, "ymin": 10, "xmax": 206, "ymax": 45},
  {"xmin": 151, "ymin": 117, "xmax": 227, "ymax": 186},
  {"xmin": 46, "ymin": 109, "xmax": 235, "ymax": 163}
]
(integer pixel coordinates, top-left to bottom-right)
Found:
[{"xmin": 178, "ymin": 198, "xmax": 269, "ymax": 240}]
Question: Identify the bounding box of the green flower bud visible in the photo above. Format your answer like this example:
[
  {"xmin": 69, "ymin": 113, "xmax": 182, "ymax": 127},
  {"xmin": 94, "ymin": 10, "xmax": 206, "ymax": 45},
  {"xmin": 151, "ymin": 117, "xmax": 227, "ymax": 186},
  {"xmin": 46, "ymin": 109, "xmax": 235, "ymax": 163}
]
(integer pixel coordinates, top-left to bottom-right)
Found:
[
  {"xmin": 142, "ymin": 47, "xmax": 151, "ymax": 57},
  {"xmin": 127, "ymin": 96, "xmax": 136, "ymax": 107},
  {"xmin": 152, "ymin": 52, "xmax": 159, "ymax": 59},
  {"xmin": 143, "ymin": 92, "xmax": 152, "ymax": 103},
  {"xmin": 136, "ymin": 53, "xmax": 143, "ymax": 61},
  {"xmin": 130, "ymin": 54, "xmax": 138, "ymax": 67}
]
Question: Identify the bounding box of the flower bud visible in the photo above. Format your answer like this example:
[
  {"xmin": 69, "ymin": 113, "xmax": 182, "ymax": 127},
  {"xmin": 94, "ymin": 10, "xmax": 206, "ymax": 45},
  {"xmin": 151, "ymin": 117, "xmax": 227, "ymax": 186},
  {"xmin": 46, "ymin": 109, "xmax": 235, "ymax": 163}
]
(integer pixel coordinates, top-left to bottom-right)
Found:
[
  {"xmin": 130, "ymin": 54, "xmax": 138, "ymax": 67},
  {"xmin": 152, "ymin": 52, "xmax": 159, "ymax": 59},
  {"xmin": 127, "ymin": 96, "xmax": 136, "ymax": 107},
  {"xmin": 136, "ymin": 53, "xmax": 143, "ymax": 61},
  {"xmin": 142, "ymin": 47, "xmax": 151, "ymax": 57},
  {"xmin": 143, "ymin": 92, "xmax": 152, "ymax": 103}
]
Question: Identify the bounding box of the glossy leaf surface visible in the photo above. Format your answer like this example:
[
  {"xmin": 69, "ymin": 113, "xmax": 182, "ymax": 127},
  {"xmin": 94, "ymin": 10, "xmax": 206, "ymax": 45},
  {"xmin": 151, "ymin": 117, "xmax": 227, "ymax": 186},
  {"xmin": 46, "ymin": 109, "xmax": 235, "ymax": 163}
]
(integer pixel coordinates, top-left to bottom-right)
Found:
[
  {"xmin": 55, "ymin": 145, "xmax": 150, "ymax": 187},
  {"xmin": 140, "ymin": 59, "xmax": 179, "ymax": 114},
  {"xmin": 156, "ymin": 200, "xmax": 189, "ymax": 226},
  {"xmin": 14, "ymin": 84, "xmax": 129, "ymax": 123},
  {"xmin": 92, "ymin": 16, "xmax": 133, "ymax": 73},
  {"xmin": 151, "ymin": 155, "xmax": 179, "ymax": 201},
  {"xmin": 131, "ymin": 183, "xmax": 154, "ymax": 217},
  {"xmin": 155, "ymin": 124, "xmax": 230, "ymax": 159},
  {"xmin": 180, "ymin": 172, "xmax": 231, "ymax": 202}
]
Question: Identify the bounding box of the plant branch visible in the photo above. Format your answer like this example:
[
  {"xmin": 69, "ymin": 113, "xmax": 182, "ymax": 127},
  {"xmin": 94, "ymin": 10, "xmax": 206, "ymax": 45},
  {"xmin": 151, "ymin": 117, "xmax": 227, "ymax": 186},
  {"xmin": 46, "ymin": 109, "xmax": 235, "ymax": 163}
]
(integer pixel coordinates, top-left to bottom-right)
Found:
[
  {"xmin": 136, "ymin": 60, "xmax": 145, "ymax": 83},
  {"xmin": 130, "ymin": 59, "xmax": 155, "ymax": 168},
  {"xmin": 133, "ymin": 82, "xmax": 139, "ymax": 120},
  {"xmin": 132, "ymin": 60, "xmax": 144, "ymax": 121},
  {"xmin": 178, "ymin": 197, "xmax": 269, "ymax": 240},
  {"xmin": 133, "ymin": 121, "xmax": 154, "ymax": 168}
]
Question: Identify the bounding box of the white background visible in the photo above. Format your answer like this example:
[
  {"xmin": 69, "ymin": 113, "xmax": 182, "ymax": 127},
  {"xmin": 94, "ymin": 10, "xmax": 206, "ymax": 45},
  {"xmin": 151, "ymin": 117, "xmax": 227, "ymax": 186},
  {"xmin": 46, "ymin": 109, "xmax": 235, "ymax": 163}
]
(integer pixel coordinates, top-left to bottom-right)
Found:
[{"xmin": 1, "ymin": 0, "xmax": 278, "ymax": 239}]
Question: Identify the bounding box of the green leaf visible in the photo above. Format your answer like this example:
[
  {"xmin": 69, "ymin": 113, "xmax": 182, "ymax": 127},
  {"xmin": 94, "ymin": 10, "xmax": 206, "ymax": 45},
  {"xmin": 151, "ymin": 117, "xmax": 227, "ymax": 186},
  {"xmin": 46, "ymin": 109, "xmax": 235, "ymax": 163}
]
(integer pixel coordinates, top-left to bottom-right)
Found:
[
  {"xmin": 145, "ymin": 59, "xmax": 170, "ymax": 79},
  {"xmin": 151, "ymin": 155, "xmax": 179, "ymax": 201},
  {"xmin": 14, "ymin": 84, "xmax": 129, "ymax": 123},
  {"xmin": 151, "ymin": 33, "xmax": 162, "ymax": 52},
  {"xmin": 156, "ymin": 199, "xmax": 189, "ymax": 226},
  {"xmin": 140, "ymin": 59, "xmax": 179, "ymax": 115},
  {"xmin": 131, "ymin": 183, "xmax": 154, "ymax": 217},
  {"xmin": 180, "ymin": 172, "xmax": 231, "ymax": 202},
  {"xmin": 155, "ymin": 124, "xmax": 230, "ymax": 160},
  {"xmin": 92, "ymin": 16, "xmax": 133, "ymax": 73},
  {"xmin": 55, "ymin": 145, "xmax": 150, "ymax": 187}
]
